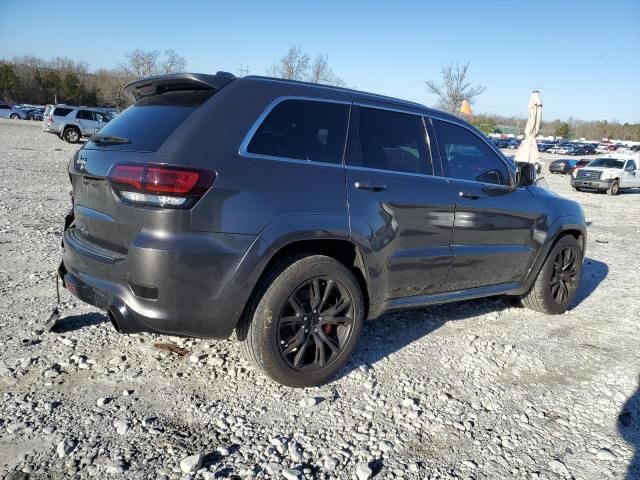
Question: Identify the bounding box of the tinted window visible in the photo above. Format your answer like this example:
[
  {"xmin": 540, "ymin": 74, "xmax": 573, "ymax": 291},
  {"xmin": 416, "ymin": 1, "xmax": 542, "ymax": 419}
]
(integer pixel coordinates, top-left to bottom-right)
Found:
[
  {"xmin": 94, "ymin": 111, "xmax": 111, "ymax": 122},
  {"xmin": 53, "ymin": 107, "xmax": 73, "ymax": 117},
  {"xmin": 76, "ymin": 110, "xmax": 93, "ymax": 120},
  {"xmin": 0, "ymin": 105, "xmax": 9, "ymax": 109},
  {"xmin": 88, "ymin": 90, "xmax": 214, "ymax": 151},
  {"xmin": 357, "ymin": 107, "xmax": 432, "ymax": 175},
  {"xmin": 247, "ymin": 99, "xmax": 349, "ymax": 164},
  {"xmin": 432, "ymin": 119, "xmax": 510, "ymax": 185},
  {"xmin": 626, "ymin": 160, "xmax": 636, "ymax": 170}
]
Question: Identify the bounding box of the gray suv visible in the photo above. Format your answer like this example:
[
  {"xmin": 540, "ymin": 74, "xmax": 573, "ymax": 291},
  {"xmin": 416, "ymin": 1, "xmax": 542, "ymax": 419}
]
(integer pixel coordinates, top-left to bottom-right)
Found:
[
  {"xmin": 59, "ymin": 72, "xmax": 586, "ymax": 386},
  {"xmin": 44, "ymin": 105, "xmax": 112, "ymax": 143}
]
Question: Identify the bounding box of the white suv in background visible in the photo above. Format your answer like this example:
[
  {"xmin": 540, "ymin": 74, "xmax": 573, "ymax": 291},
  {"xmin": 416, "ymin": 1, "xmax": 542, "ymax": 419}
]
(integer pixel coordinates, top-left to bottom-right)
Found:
[
  {"xmin": 43, "ymin": 105, "xmax": 113, "ymax": 143},
  {"xmin": 571, "ymin": 154, "xmax": 640, "ymax": 195}
]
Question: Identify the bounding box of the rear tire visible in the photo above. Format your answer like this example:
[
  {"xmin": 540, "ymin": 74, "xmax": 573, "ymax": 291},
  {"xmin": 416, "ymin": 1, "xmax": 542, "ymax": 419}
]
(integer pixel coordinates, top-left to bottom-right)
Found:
[
  {"xmin": 607, "ymin": 180, "xmax": 620, "ymax": 196},
  {"xmin": 237, "ymin": 254, "xmax": 364, "ymax": 387},
  {"xmin": 521, "ymin": 235, "xmax": 582, "ymax": 315},
  {"xmin": 9, "ymin": 113, "xmax": 19, "ymax": 120},
  {"xmin": 63, "ymin": 127, "xmax": 80, "ymax": 143}
]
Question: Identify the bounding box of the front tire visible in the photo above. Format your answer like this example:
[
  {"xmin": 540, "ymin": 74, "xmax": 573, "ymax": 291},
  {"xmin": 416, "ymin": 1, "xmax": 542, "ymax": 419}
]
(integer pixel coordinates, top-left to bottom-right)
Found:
[
  {"xmin": 521, "ymin": 235, "xmax": 582, "ymax": 315},
  {"xmin": 237, "ymin": 254, "xmax": 364, "ymax": 387},
  {"xmin": 9, "ymin": 113, "xmax": 19, "ymax": 120},
  {"xmin": 607, "ymin": 180, "xmax": 620, "ymax": 196}
]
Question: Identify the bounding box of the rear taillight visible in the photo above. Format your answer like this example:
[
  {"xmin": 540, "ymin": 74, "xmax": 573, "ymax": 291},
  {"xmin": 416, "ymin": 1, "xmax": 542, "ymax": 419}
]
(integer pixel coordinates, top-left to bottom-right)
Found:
[
  {"xmin": 107, "ymin": 163, "xmax": 216, "ymax": 208},
  {"xmin": 47, "ymin": 114, "xmax": 53, "ymax": 124}
]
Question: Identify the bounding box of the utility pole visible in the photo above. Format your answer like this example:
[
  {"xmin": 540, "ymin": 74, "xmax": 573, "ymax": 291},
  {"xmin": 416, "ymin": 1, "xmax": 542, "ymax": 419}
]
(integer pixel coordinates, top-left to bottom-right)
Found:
[{"xmin": 238, "ymin": 64, "xmax": 249, "ymax": 77}]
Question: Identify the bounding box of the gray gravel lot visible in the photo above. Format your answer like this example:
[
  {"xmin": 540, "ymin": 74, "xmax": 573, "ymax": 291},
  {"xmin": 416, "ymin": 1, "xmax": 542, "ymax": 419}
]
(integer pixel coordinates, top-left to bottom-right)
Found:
[{"xmin": 0, "ymin": 117, "xmax": 638, "ymax": 480}]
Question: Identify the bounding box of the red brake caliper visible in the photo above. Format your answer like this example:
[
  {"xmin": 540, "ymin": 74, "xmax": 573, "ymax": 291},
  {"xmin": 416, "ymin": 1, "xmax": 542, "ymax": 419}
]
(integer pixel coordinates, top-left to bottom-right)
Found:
[{"xmin": 322, "ymin": 324, "xmax": 333, "ymax": 335}]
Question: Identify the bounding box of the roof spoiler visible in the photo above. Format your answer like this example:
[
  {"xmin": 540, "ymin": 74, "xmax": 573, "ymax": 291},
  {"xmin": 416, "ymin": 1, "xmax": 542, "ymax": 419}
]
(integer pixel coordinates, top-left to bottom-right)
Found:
[{"xmin": 124, "ymin": 72, "xmax": 236, "ymax": 100}]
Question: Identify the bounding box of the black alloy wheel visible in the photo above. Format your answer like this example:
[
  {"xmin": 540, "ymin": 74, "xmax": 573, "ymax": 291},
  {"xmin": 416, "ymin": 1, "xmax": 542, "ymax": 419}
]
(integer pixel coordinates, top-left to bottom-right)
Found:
[
  {"xmin": 549, "ymin": 245, "xmax": 580, "ymax": 305},
  {"xmin": 277, "ymin": 277, "xmax": 354, "ymax": 371}
]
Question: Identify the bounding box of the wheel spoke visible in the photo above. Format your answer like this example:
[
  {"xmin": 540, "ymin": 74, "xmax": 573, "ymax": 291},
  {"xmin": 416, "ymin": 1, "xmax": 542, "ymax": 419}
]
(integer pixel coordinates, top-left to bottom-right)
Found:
[
  {"xmin": 310, "ymin": 279, "xmax": 321, "ymax": 310},
  {"xmin": 280, "ymin": 315, "xmax": 305, "ymax": 326},
  {"xmin": 288, "ymin": 296, "xmax": 305, "ymax": 316},
  {"xmin": 312, "ymin": 334, "xmax": 326, "ymax": 367},
  {"xmin": 318, "ymin": 279, "xmax": 335, "ymax": 312},
  {"xmin": 293, "ymin": 336, "xmax": 312, "ymax": 367},
  {"xmin": 321, "ymin": 297, "xmax": 351, "ymax": 316},
  {"xmin": 559, "ymin": 281, "xmax": 569, "ymax": 302},
  {"xmin": 316, "ymin": 329, "xmax": 340, "ymax": 355},
  {"xmin": 282, "ymin": 327, "xmax": 306, "ymax": 355},
  {"xmin": 318, "ymin": 316, "xmax": 353, "ymax": 327}
]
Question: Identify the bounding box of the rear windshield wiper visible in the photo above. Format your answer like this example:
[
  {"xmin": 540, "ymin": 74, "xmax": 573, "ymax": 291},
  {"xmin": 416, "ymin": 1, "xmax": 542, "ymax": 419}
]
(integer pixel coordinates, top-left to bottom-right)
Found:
[{"xmin": 90, "ymin": 134, "xmax": 131, "ymax": 145}]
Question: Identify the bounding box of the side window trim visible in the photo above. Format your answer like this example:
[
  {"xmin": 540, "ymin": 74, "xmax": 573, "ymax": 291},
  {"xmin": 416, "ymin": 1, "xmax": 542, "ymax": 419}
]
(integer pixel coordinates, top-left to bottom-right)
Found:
[
  {"xmin": 429, "ymin": 115, "xmax": 516, "ymax": 187},
  {"xmin": 238, "ymin": 95, "xmax": 351, "ymax": 168},
  {"xmin": 346, "ymin": 103, "xmax": 436, "ymax": 177}
]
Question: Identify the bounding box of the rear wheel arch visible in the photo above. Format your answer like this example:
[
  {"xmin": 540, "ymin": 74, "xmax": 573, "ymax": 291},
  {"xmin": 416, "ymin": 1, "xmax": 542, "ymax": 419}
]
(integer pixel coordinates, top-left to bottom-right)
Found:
[
  {"xmin": 239, "ymin": 238, "xmax": 371, "ymax": 331},
  {"xmin": 261, "ymin": 239, "xmax": 369, "ymax": 313}
]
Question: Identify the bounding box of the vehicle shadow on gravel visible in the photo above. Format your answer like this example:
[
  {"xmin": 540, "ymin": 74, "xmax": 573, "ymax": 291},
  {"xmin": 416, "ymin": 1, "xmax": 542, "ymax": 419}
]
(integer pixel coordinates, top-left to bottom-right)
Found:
[
  {"xmin": 344, "ymin": 256, "xmax": 608, "ymax": 376},
  {"xmin": 572, "ymin": 257, "xmax": 608, "ymax": 307},
  {"xmin": 52, "ymin": 312, "xmax": 107, "ymax": 333},
  {"xmin": 619, "ymin": 378, "xmax": 640, "ymax": 479}
]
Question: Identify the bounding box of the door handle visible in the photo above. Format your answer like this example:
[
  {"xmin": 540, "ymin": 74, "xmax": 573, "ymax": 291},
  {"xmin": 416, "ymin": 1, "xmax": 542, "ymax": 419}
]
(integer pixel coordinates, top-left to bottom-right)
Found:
[
  {"xmin": 458, "ymin": 191, "xmax": 481, "ymax": 200},
  {"xmin": 354, "ymin": 181, "xmax": 387, "ymax": 192}
]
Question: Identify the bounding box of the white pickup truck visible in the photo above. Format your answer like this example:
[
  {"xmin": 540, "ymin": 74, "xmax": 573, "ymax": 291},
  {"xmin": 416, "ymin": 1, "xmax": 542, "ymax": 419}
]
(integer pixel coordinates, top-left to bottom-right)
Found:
[{"xmin": 571, "ymin": 154, "xmax": 640, "ymax": 195}]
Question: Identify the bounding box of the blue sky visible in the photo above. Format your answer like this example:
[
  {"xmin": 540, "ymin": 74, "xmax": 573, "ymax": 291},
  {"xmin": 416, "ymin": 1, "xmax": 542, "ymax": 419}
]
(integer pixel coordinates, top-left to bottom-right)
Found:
[{"xmin": 1, "ymin": 0, "xmax": 638, "ymax": 122}]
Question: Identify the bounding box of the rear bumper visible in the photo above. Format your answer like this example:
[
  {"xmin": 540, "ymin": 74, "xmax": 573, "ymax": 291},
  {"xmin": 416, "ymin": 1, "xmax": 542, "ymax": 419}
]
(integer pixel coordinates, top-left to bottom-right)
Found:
[
  {"xmin": 61, "ymin": 227, "xmax": 259, "ymax": 338},
  {"xmin": 571, "ymin": 178, "xmax": 611, "ymax": 190}
]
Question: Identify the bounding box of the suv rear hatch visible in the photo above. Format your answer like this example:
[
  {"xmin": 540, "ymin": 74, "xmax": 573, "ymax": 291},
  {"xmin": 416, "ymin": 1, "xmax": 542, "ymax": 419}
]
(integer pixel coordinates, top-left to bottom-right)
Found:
[{"xmin": 67, "ymin": 72, "xmax": 235, "ymax": 254}]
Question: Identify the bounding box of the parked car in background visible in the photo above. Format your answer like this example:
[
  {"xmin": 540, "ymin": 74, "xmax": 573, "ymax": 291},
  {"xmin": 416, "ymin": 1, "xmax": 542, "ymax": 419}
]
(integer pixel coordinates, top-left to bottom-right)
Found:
[
  {"xmin": 0, "ymin": 104, "xmax": 30, "ymax": 120},
  {"xmin": 571, "ymin": 155, "xmax": 640, "ymax": 195},
  {"xmin": 538, "ymin": 142, "xmax": 554, "ymax": 152},
  {"xmin": 549, "ymin": 158, "xmax": 579, "ymax": 174},
  {"xmin": 596, "ymin": 143, "xmax": 617, "ymax": 153},
  {"xmin": 548, "ymin": 144, "xmax": 572, "ymax": 155},
  {"xmin": 43, "ymin": 106, "xmax": 113, "ymax": 143},
  {"xmin": 58, "ymin": 71, "xmax": 586, "ymax": 386},
  {"xmin": 568, "ymin": 159, "xmax": 591, "ymax": 175},
  {"xmin": 507, "ymin": 139, "xmax": 521, "ymax": 149},
  {"xmin": 578, "ymin": 144, "xmax": 596, "ymax": 155}
]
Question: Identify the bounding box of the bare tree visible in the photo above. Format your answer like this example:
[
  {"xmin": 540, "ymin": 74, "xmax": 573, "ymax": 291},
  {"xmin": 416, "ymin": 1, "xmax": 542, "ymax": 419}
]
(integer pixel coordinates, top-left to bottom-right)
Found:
[
  {"xmin": 160, "ymin": 49, "xmax": 187, "ymax": 74},
  {"xmin": 426, "ymin": 63, "xmax": 486, "ymax": 114},
  {"xmin": 121, "ymin": 49, "xmax": 187, "ymax": 80},
  {"xmin": 122, "ymin": 49, "xmax": 160, "ymax": 79},
  {"xmin": 308, "ymin": 54, "xmax": 346, "ymax": 87},
  {"xmin": 268, "ymin": 46, "xmax": 310, "ymax": 81},
  {"xmin": 268, "ymin": 47, "xmax": 346, "ymax": 86}
]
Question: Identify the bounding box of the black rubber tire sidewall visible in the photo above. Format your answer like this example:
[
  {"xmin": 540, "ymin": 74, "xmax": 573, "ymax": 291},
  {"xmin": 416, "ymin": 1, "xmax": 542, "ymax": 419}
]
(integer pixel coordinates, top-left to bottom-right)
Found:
[
  {"xmin": 526, "ymin": 235, "xmax": 583, "ymax": 314},
  {"xmin": 607, "ymin": 180, "xmax": 619, "ymax": 196},
  {"xmin": 241, "ymin": 254, "xmax": 364, "ymax": 387}
]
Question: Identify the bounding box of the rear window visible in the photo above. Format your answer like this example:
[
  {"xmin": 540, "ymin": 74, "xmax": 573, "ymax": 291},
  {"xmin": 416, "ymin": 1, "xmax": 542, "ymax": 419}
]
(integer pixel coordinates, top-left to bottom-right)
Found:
[
  {"xmin": 87, "ymin": 90, "xmax": 214, "ymax": 151},
  {"xmin": 54, "ymin": 107, "xmax": 73, "ymax": 117}
]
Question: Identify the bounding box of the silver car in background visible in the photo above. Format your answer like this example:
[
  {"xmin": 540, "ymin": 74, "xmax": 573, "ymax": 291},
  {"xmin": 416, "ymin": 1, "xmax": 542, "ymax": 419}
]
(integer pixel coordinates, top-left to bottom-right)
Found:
[
  {"xmin": 43, "ymin": 105, "xmax": 113, "ymax": 143},
  {"xmin": 0, "ymin": 104, "xmax": 30, "ymax": 119}
]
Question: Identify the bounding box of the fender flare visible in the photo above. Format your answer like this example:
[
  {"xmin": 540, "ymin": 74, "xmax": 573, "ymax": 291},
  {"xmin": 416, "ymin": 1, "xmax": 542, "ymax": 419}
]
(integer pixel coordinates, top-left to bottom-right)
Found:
[{"xmin": 519, "ymin": 216, "xmax": 587, "ymax": 294}]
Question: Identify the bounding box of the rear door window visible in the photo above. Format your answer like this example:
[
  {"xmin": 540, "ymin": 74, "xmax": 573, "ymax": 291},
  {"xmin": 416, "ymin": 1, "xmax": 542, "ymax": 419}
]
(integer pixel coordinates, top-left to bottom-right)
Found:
[
  {"xmin": 86, "ymin": 90, "xmax": 214, "ymax": 151},
  {"xmin": 246, "ymin": 99, "xmax": 349, "ymax": 165},
  {"xmin": 355, "ymin": 107, "xmax": 432, "ymax": 175},
  {"xmin": 432, "ymin": 119, "xmax": 511, "ymax": 185},
  {"xmin": 76, "ymin": 110, "xmax": 92, "ymax": 120}
]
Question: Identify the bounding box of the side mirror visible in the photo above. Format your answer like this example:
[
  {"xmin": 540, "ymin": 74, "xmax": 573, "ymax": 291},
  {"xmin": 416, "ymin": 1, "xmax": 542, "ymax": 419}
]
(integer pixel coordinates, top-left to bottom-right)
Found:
[{"xmin": 516, "ymin": 162, "xmax": 536, "ymax": 187}]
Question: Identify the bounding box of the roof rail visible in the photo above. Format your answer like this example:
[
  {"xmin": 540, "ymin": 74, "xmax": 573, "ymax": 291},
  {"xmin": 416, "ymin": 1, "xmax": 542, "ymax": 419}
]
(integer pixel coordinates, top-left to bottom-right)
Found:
[{"xmin": 124, "ymin": 72, "xmax": 236, "ymax": 100}]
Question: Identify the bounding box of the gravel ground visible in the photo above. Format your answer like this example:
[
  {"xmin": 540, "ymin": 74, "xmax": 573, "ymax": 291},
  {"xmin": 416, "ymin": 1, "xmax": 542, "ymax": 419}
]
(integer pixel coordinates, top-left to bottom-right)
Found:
[{"xmin": 0, "ymin": 118, "xmax": 638, "ymax": 480}]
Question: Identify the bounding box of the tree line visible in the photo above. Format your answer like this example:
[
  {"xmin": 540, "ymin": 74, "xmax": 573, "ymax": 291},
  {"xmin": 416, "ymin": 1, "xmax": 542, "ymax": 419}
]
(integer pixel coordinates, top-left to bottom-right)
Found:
[
  {"xmin": 470, "ymin": 113, "xmax": 640, "ymax": 141},
  {"xmin": 1, "ymin": 48, "xmax": 638, "ymax": 141},
  {"xmin": 0, "ymin": 50, "xmax": 188, "ymax": 110}
]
